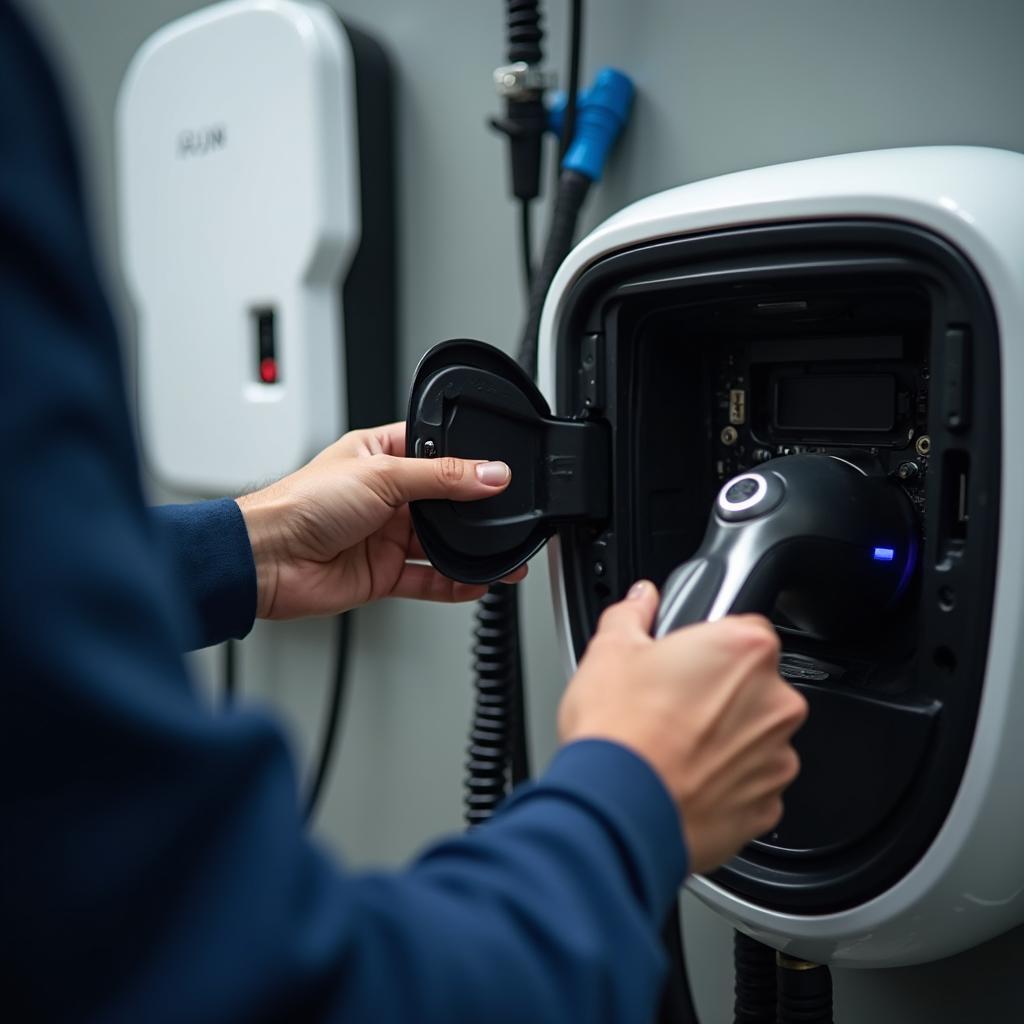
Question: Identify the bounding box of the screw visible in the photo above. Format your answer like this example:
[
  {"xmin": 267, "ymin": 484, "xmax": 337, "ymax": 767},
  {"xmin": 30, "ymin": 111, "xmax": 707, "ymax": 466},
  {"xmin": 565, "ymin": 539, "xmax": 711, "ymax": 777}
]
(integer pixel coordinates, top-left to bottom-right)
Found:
[
  {"xmin": 593, "ymin": 561, "xmax": 606, "ymax": 578},
  {"xmin": 422, "ymin": 439, "xmax": 438, "ymax": 458},
  {"xmin": 720, "ymin": 426, "xmax": 738, "ymax": 446},
  {"xmin": 915, "ymin": 435, "xmax": 931, "ymax": 457},
  {"xmin": 897, "ymin": 461, "xmax": 920, "ymax": 481}
]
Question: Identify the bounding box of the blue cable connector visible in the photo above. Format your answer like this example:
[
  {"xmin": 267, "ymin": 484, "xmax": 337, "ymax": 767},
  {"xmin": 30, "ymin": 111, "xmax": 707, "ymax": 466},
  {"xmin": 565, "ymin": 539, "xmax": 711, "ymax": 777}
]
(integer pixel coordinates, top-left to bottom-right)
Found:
[{"xmin": 548, "ymin": 68, "xmax": 635, "ymax": 182}]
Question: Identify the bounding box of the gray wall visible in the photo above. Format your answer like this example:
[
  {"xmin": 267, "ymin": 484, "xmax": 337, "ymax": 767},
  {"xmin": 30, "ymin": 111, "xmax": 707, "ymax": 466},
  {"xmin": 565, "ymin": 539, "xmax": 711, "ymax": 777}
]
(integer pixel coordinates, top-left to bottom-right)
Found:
[{"xmin": 21, "ymin": 0, "xmax": 1024, "ymax": 1019}]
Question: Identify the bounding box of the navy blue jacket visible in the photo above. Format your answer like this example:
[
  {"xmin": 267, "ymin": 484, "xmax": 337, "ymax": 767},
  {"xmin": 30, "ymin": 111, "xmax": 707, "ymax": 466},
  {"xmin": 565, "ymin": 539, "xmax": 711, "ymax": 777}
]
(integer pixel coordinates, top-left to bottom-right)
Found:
[{"xmin": 1, "ymin": 4, "xmax": 687, "ymax": 1021}]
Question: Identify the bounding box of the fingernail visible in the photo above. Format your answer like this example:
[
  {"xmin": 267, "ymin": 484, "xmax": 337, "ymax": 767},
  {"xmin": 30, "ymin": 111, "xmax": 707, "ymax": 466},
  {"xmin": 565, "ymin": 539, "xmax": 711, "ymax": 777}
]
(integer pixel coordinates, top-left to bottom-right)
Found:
[
  {"xmin": 627, "ymin": 580, "xmax": 649, "ymax": 601},
  {"xmin": 475, "ymin": 461, "xmax": 510, "ymax": 486}
]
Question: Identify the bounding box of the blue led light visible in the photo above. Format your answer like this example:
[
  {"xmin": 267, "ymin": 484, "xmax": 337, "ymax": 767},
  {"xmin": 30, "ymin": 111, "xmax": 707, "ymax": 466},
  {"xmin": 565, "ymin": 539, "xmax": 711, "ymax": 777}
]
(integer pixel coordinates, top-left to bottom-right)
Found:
[{"xmin": 873, "ymin": 547, "xmax": 896, "ymax": 562}]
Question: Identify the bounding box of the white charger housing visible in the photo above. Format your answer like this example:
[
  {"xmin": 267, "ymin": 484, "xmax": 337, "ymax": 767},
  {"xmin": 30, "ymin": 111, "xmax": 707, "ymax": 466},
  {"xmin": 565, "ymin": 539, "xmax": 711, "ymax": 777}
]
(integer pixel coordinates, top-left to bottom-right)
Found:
[
  {"xmin": 118, "ymin": 0, "xmax": 394, "ymax": 494},
  {"xmin": 537, "ymin": 146, "xmax": 1024, "ymax": 967}
]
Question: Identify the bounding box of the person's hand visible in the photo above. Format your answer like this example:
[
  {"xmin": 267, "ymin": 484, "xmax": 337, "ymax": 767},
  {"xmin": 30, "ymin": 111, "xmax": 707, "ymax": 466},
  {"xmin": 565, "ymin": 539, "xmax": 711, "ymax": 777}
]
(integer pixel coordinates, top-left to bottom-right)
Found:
[
  {"xmin": 235, "ymin": 422, "xmax": 526, "ymax": 619},
  {"xmin": 558, "ymin": 581, "xmax": 807, "ymax": 874}
]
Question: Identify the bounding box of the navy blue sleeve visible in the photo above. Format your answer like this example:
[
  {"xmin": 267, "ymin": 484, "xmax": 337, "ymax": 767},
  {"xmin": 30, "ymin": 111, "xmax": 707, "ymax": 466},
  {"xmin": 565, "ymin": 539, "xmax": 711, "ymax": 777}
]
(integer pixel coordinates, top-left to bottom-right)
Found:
[
  {"xmin": 151, "ymin": 500, "xmax": 257, "ymax": 649},
  {"xmin": 0, "ymin": 5, "xmax": 687, "ymax": 1023}
]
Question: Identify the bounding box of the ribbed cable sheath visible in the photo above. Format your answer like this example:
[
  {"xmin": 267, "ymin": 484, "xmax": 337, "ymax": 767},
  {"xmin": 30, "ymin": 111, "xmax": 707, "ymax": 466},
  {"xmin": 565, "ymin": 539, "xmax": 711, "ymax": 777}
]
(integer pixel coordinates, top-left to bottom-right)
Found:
[
  {"xmin": 465, "ymin": 583, "xmax": 522, "ymax": 825},
  {"xmin": 466, "ymin": 8, "xmax": 589, "ymax": 830},
  {"xmin": 464, "ymin": 169, "xmax": 590, "ymax": 827},
  {"xmin": 734, "ymin": 931, "xmax": 777, "ymax": 1024},
  {"xmin": 777, "ymin": 958, "xmax": 833, "ymax": 1024},
  {"xmin": 506, "ymin": 0, "xmax": 543, "ymax": 65}
]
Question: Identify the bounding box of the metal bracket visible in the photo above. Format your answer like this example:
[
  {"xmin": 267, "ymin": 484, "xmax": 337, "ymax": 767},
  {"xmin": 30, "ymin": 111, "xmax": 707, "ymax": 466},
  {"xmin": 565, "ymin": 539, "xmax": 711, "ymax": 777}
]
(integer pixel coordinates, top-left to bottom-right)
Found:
[{"xmin": 493, "ymin": 61, "xmax": 556, "ymax": 99}]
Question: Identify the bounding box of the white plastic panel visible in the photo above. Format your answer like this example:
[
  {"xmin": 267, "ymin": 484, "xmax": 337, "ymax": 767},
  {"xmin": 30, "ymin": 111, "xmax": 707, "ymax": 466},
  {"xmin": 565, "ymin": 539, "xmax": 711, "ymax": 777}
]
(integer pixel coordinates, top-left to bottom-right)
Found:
[{"xmin": 118, "ymin": 0, "xmax": 359, "ymax": 493}]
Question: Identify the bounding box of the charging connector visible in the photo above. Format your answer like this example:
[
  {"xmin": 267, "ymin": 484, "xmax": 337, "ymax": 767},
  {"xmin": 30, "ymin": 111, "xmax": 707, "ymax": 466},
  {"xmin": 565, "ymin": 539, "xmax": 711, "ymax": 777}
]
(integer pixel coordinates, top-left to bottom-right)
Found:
[{"xmin": 548, "ymin": 68, "xmax": 635, "ymax": 182}]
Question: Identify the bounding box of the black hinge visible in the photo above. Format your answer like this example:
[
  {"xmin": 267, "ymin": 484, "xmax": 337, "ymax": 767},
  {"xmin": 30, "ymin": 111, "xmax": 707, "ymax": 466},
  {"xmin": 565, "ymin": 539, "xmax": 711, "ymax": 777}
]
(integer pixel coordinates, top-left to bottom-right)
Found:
[{"xmin": 543, "ymin": 419, "xmax": 611, "ymax": 520}]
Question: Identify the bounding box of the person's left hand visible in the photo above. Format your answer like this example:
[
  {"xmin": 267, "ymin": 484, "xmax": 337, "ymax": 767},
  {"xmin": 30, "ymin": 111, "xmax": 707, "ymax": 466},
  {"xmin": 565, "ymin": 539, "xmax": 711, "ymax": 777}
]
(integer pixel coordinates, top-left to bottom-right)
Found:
[{"xmin": 235, "ymin": 422, "xmax": 525, "ymax": 619}]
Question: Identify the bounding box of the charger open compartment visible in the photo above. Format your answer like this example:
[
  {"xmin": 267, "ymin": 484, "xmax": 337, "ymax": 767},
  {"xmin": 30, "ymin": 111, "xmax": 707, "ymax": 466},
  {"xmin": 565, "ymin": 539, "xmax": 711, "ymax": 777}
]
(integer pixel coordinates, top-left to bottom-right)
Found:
[{"xmin": 407, "ymin": 220, "xmax": 1000, "ymax": 912}]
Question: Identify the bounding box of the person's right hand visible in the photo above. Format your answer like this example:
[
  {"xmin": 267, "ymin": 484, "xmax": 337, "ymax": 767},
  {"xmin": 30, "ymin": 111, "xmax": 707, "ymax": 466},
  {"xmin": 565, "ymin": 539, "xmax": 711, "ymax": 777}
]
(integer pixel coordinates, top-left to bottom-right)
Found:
[{"xmin": 557, "ymin": 580, "xmax": 808, "ymax": 875}]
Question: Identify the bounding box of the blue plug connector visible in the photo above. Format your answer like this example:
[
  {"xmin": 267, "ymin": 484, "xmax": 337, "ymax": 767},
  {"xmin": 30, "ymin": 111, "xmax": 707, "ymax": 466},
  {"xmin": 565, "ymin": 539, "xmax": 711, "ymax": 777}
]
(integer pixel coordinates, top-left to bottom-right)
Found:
[{"xmin": 548, "ymin": 68, "xmax": 635, "ymax": 182}]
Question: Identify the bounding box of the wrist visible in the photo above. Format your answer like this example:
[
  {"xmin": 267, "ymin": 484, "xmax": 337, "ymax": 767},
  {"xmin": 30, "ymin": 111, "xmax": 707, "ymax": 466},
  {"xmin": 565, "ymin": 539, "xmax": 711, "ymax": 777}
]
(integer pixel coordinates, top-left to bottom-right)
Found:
[
  {"xmin": 235, "ymin": 488, "xmax": 287, "ymax": 618},
  {"xmin": 543, "ymin": 740, "xmax": 689, "ymax": 911}
]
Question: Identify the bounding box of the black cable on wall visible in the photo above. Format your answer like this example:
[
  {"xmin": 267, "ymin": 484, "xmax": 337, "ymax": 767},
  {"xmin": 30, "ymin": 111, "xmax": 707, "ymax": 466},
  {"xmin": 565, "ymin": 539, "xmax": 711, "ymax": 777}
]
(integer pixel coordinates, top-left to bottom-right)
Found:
[
  {"xmin": 304, "ymin": 613, "xmax": 351, "ymax": 819},
  {"xmin": 224, "ymin": 616, "xmax": 350, "ymax": 822}
]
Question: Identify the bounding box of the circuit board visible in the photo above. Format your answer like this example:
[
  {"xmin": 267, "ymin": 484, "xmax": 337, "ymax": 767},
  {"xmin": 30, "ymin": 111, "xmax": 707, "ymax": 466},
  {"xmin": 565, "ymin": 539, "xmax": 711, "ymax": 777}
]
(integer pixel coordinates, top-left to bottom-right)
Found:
[{"xmin": 709, "ymin": 342, "xmax": 932, "ymax": 527}]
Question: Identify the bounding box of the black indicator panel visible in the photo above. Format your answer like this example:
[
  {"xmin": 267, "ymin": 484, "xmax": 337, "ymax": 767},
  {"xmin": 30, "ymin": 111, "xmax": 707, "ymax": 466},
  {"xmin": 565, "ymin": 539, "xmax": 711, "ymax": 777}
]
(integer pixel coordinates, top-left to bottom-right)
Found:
[{"xmin": 773, "ymin": 372, "xmax": 895, "ymax": 432}]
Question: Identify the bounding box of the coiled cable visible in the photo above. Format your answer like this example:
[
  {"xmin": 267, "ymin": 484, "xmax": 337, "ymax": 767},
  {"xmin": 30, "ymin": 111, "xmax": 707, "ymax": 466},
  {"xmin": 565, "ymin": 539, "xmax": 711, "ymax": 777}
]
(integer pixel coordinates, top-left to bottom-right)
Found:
[
  {"xmin": 465, "ymin": 583, "xmax": 524, "ymax": 824},
  {"xmin": 777, "ymin": 954, "xmax": 833, "ymax": 1024},
  {"xmin": 734, "ymin": 931, "xmax": 778, "ymax": 1024},
  {"xmin": 464, "ymin": 169, "xmax": 591, "ymax": 827},
  {"xmin": 506, "ymin": 0, "xmax": 543, "ymax": 64}
]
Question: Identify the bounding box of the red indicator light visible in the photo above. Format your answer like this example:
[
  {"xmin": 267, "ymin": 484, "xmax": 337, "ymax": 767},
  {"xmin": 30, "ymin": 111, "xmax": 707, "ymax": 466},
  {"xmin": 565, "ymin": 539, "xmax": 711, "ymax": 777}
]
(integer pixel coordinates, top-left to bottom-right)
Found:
[{"xmin": 259, "ymin": 357, "xmax": 278, "ymax": 384}]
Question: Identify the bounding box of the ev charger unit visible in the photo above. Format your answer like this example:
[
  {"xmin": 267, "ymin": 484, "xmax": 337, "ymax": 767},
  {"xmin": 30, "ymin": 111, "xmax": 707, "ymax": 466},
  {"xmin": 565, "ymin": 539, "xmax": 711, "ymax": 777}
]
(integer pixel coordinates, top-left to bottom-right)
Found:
[
  {"xmin": 405, "ymin": 145, "xmax": 1024, "ymax": 967},
  {"xmin": 118, "ymin": 0, "xmax": 394, "ymax": 494}
]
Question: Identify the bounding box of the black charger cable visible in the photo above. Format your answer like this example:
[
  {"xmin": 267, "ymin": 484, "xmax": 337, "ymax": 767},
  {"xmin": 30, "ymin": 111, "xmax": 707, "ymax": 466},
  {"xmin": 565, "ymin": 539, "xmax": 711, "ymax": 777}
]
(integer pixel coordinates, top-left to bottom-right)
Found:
[
  {"xmin": 777, "ymin": 953, "xmax": 833, "ymax": 1024},
  {"xmin": 527, "ymin": 0, "xmax": 585, "ymax": 292},
  {"xmin": 468, "ymin": 0, "xmax": 561, "ymax": 827},
  {"xmin": 558, "ymin": 0, "xmax": 583, "ymax": 167},
  {"xmin": 734, "ymin": 931, "xmax": 778, "ymax": 1024},
  {"xmin": 468, "ymin": 14, "xmax": 590, "ymax": 823},
  {"xmin": 483, "ymin": 8, "xmax": 712, "ymax": 1024},
  {"xmin": 467, "ymin": 583, "xmax": 526, "ymax": 826},
  {"xmin": 222, "ymin": 614, "xmax": 350, "ymax": 821},
  {"xmin": 223, "ymin": 638, "xmax": 237, "ymax": 700},
  {"xmin": 516, "ymin": 167, "xmax": 589, "ymax": 377},
  {"xmin": 519, "ymin": 199, "xmax": 535, "ymax": 293},
  {"xmin": 466, "ymin": 166, "xmax": 592, "ymax": 818},
  {"xmin": 304, "ymin": 612, "xmax": 351, "ymax": 819},
  {"xmin": 491, "ymin": 0, "xmax": 549, "ymax": 296},
  {"xmin": 486, "ymin": 8, "xmax": 777, "ymax": 1023}
]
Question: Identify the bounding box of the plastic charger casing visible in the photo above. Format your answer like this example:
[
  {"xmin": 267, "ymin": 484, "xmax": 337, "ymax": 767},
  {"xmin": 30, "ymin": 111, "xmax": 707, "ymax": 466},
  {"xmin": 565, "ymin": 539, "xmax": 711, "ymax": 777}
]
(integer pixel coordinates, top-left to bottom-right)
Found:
[
  {"xmin": 536, "ymin": 146, "xmax": 1024, "ymax": 967},
  {"xmin": 119, "ymin": 0, "xmax": 394, "ymax": 493}
]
